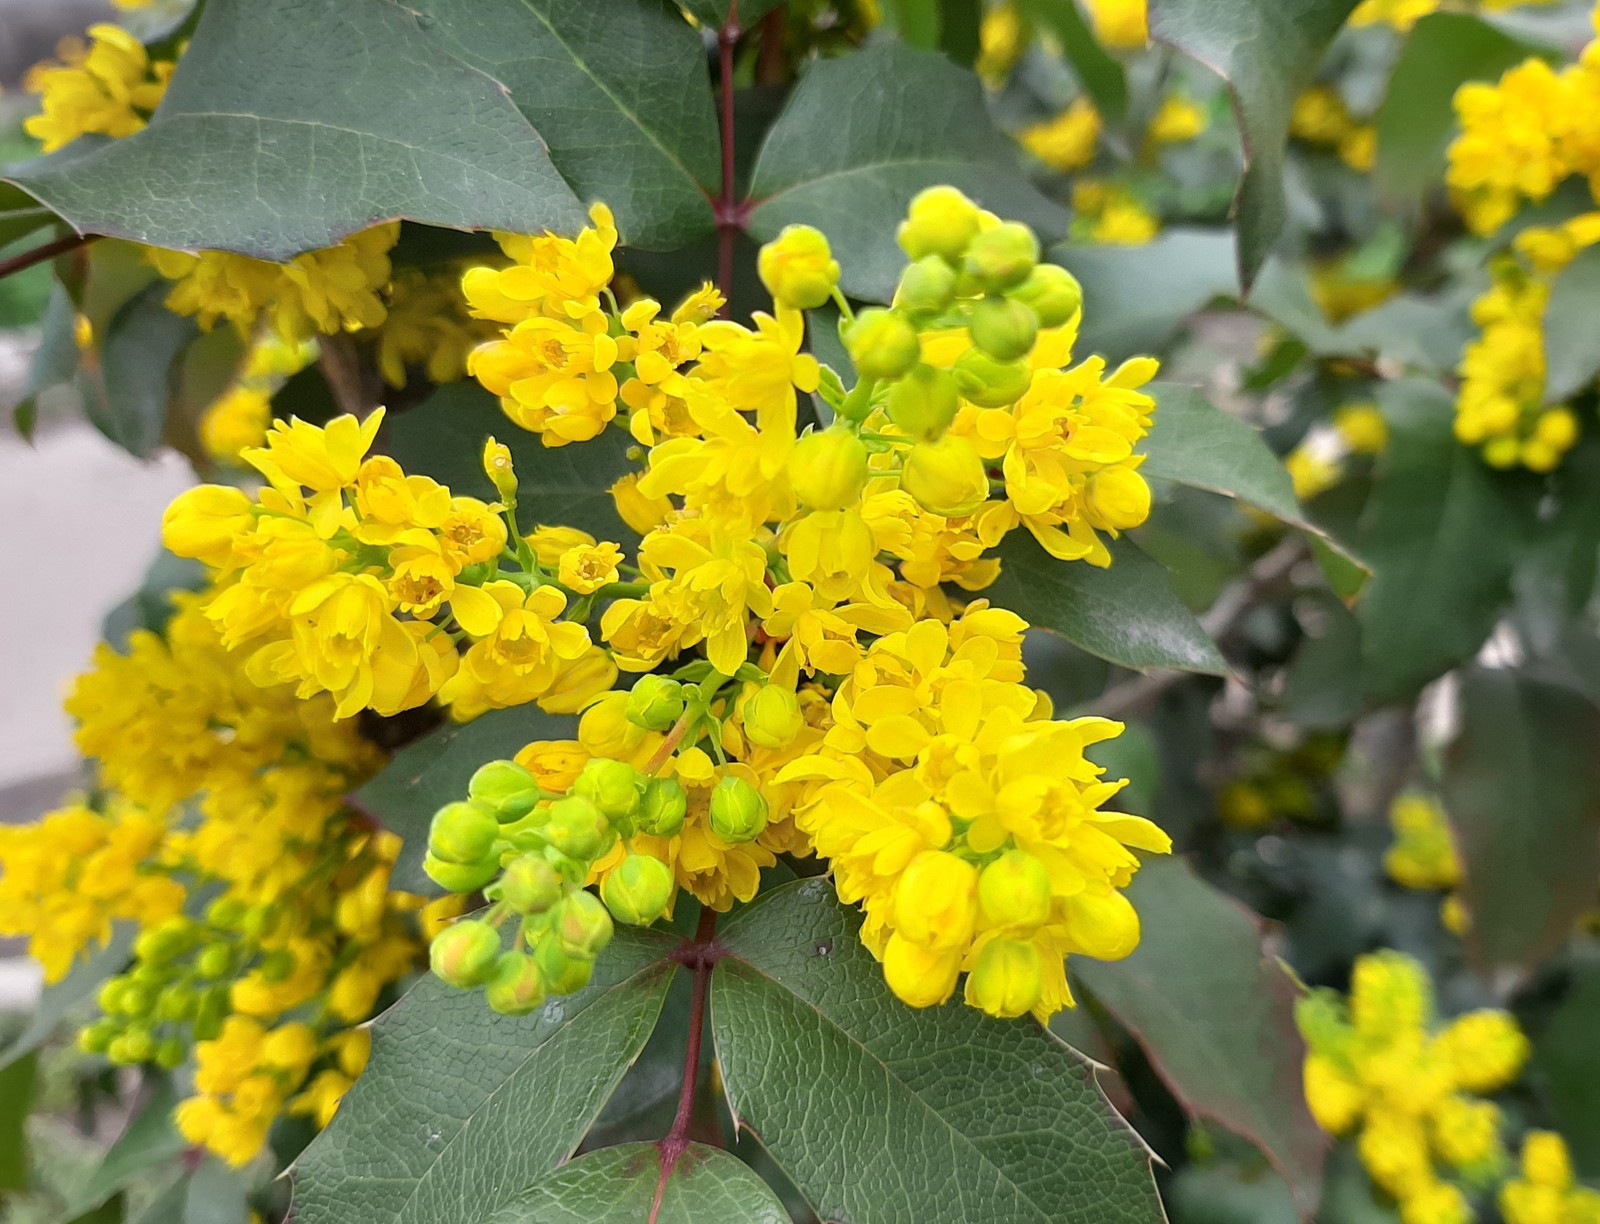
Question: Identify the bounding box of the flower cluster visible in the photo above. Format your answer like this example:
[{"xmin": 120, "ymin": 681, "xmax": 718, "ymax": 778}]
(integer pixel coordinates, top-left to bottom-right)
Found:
[
  {"xmin": 1350, "ymin": 0, "xmax": 1553, "ymax": 33},
  {"xmin": 1385, "ymin": 793, "xmax": 1461, "ymax": 893},
  {"xmin": 1501, "ymin": 1132, "xmax": 1600, "ymax": 1224},
  {"xmin": 22, "ymin": 23, "xmax": 172, "ymax": 152},
  {"xmin": 371, "ymin": 265, "xmax": 500, "ymax": 389},
  {"xmin": 1290, "ymin": 85, "xmax": 1377, "ymax": 173},
  {"xmin": 1298, "ymin": 951, "xmax": 1531, "ymax": 1224}
]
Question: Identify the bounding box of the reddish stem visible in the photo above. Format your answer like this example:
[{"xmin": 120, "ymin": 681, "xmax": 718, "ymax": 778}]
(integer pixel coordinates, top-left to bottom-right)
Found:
[
  {"xmin": 651, "ymin": 907, "xmax": 721, "ymax": 1222},
  {"xmin": 715, "ymin": 12, "xmax": 741, "ymax": 312},
  {"xmin": 0, "ymin": 231, "xmax": 95, "ymax": 280}
]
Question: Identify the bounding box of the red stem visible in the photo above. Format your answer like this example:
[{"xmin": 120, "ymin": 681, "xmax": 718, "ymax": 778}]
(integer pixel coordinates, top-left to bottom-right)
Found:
[
  {"xmin": 0, "ymin": 231, "xmax": 95, "ymax": 280},
  {"xmin": 715, "ymin": 12, "xmax": 741, "ymax": 312},
  {"xmin": 651, "ymin": 907, "xmax": 720, "ymax": 1221}
]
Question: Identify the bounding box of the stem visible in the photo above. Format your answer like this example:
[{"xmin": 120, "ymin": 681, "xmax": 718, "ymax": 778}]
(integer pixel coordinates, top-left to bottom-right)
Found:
[
  {"xmin": 0, "ymin": 231, "xmax": 95, "ymax": 280},
  {"xmin": 643, "ymin": 709, "xmax": 696, "ymax": 775},
  {"xmin": 714, "ymin": 13, "xmax": 741, "ymax": 311},
  {"xmin": 652, "ymin": 907, "xmax": 720, "ymax": 1221}
]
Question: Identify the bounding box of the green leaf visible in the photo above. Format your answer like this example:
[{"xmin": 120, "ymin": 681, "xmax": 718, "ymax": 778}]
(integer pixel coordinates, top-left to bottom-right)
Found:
[
  {"xmin": 0, "ymin": 183, "xmax": 58, "ymax": 249},
  {"xmin": 13, "ymin": 282, "xmax": 82, "ymax": 439},
  {"xmin": 1374, "ymin": 13, "xmax": 1539, "ymax": 203},
  {"xmin": 67, "ymin": 1078, "xmax": 188, "ymax": 1217},
  {"xmin": 354, "ymin": 704, "xmax": 574, "ymax": 895},
  {"xmin": 80, "ymin": 282, "xmax": 200, "ymax": 459},
  {"xmin": 1148, "ymin": 0, "xmax": 1360, "ymax": 290},
  {"xmin": 1283, "ymin": 593, "xmax": 1363, "ymax": 730},
  {"xmin": 1055, "ymin": 230, "xmax": 1237, "ymax": 363},
  {"xmin": 712, "ymin": 878, "xmax": 1164, "ymax": 1224},
  {"xmin": 1440, "ymin": 668, "xmax": 1600, "ymax": 979},
  {"xmin": 1015, "ymin": 0, "xmax": 1129, "ymax": 122},
  {"xmin": 9, "ymin": 0, "xmax": 721, "ymax": 260},
  {"xmin": 0, "ymin": 925, "xmax": 134, "ymax": 1070},
  {"xmin": 488, "ymin": 1143, "xmax": 788, "ymax": 1223},
  {"xmin": 292, "ymin": 929, "xmax": 677, "ymax": 1224},
  {"xmin": 1533, "ymin": 961, "xmax": 1600, "ymax": 1178},
  {"xmin": 183, "ymin": 1158, "xmax": 249, "ymax": 1224},
  {"xmin": 0, "ymin": 1053, "xmax": 37, "ymax": 1190},
  {"xmin": 1543, "ymin": 243, "xmax": 1600, "ymax": 402},
  {"xmin": 101, "ymin": 550, "xmax": 207, "ymax": 650},
  {"xmin": 1076, "ymin": 859, "xmax": 1326, "ymax": 1217},
  {"xmin": 383, "ymin": 383, "xmax": 639, "ymax": 545},
  {"xmin": 1355, "ymin": 381, "xmax": 1534, "ymax": 704},
  {"xmin": 985, "ymin": 534, "xmax": 1227, "ymax": 675},
  {"xmin": 747, "ymin": 43, "xmax": 1068, "ymax": 302}
]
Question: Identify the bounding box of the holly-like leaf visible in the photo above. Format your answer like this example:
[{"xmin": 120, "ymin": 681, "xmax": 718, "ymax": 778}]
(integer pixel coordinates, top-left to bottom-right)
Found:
[
  {"xmin": 747, "ymin": 43, "xmax": 1068, "ymax": 303},
  {"xmin": 1543, "ymin": 243, "xmax": 1600, "ymax": 402},
  {"xmin": 292, "ymin": 930, "xmax": 677, "ymax": 1224},
  {"xmin": 1076, "ymin": 859, "xmax": 1326, "ymax": 1218},
  {"xmin": 0, "ymin": 925, "xmax": 134, "ymax": 1071},
  {"xmin": 1148, "ymin": 0, "xmax": 1360, "ymax": 290},
  {"xmin": 984, "ymin": 534, "xmax": 1227, "ymax": 675},
  {"xmin": 711, "ymin": 878, "xmax": 1164, "ymax": 1224},
  {"xmin": 1356, "ymin": 381, "xmax": 1535, "ymax": 704},
  {"xmin": 488, "ymin": 1143, "xmax": 788, "ymax": 1223},
  {"xmin": 353, "ymin": 704, "xmax": 574, "ymax": 895},
  {"xmin": 8, "ymin": 0, "xmax": 719, "ymax": 260},
  {"xmin": 81, "ymin": 282, "xmax": 200, "ymax": 459},
  {"xmin": 1440, "ymin": 667, "xmax": 1600, "ymax": 980}
]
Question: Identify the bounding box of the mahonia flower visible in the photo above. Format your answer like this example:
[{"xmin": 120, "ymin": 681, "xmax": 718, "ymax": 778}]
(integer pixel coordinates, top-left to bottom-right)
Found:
[
  {"xmin": 1147, "ymin": 96, "xmax": 1209, "ymax": 147},
  {"xmin": 23, "ymin": 24, "xmax": 173, "ymax": 152},
  {"xmin": 1297, "ymin": 951, "xmax": 1530, "ymax": 1223},
  {"xmin": 1070, "ymin": 180, "xmax": 1160, "ymax": 245},
  {"xmin": 1501, "ymin": 1132, "xmax": 1600, "ymax": 1224},
  {"xmin": 1386, "ymin": 793, "xmax": 1461, "ymax": 892},
  {"xmin": 1019, "ymin": 99, "xmax": 1103, "ymax": 172},
  {"xmin": 1291, "ymin": 85, "xmax": 1378, "ymax": 172},
  {"xmin": 372, "ymin": 266, "xmax": 498, "ymax": 388},
  {"xmin": 1083, "ymin": 0, "xmax": 1148, "ymax": 48}
]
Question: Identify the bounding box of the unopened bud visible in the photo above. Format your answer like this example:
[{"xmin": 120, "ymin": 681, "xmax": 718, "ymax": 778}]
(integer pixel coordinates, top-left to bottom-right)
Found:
[
  {"xmin": 743, "ymin": 685, "xmax": 805, "ymax": 750},
  {"xmin": 626, "ymin": 674, "xmax": 686, "ymax": 731},
  {"xmin": 482, "ymin": 437, "xmax": 518, "ymax": 502},
  {"xmin": 156, "ymin": 985, "xmax": 198, "ymax": 1023},
  {"xmin": 901, "ymin": 434, "xmax": 990, "ymax": 518},
  {"xmin": 600, "ymin": 854, "xmax": 675, "ymax": 926},
  {"xmin": 758, "ymin": 224, "xmax": 840, "ymax": 310},
  {"xmin": 709, "ymin": 775, "xmax": 769, "ymax": 843},
  {"xmin": 543, "ymin": 795, "xmax": 615, "ymax": 861},
  {"xmin": 430, "ymin": 919, "xmax": 503, "ymax": 988},
  {"xmin": 977, "ymin": 850, "xmax": 1052, "ymax": 929},
  {"xmin": 952, "ymin": 349, "xmax": 1031, "ymax": 407},
  {"xmin": 1011, "ymin": 264, "xmax": 1082, "ymax": 328},
  {"xmin": 133, "ymin": 916, "xmax": 195, "ymax": 965},
  {"xmin": 846, "ymin": 309, "xmax": 921, "ymax": 382},
  {"xmin": 572, "ymin": 758, "xmax": 644, "ymax": 824},
  {"xmin": 78, "ymin": 1019, "xmax": 117, "ymax": 1055},
  {"xmin": 896, "ymin": 255, "xmax": 959, "ymax": 317},
  {"xmin": 893, "ymin": 851, "xmax": 978, "ymax": 950},
  {"xmin": 886, "ymin": 364, "xmax": 960, "ymax": 441},
  {"xmin": 637, "ymin": 777, "xmax": 688, "ymax": 837},
  {"xmin": 496, "ymin": 853, "xmax": 563, "ymax": 914},
  {"xmin": 1085, "ymin": 467, "xmax": 1151, "ymax": 530},
  {"xmin": 968, "ymin": 295, "xmax": 1039, "ymax": 362},
  {"xmin": 553, "ymin": 889, "xmax": 615, "ymax": 959},
  {"xmin": 790, "ymin": 427, "xmax": 870, "ymax": 511},
  {"xmin": 424, "ymin": 851, "xmax": 501, "ymax": 894},
  {"xmin": 258, "ymin": 948, "xmax": 296, "ymax": 983},
  {"xmin": 468, "ymin": 759, "xmax": 541, "ymax": 823},
  {"xmin": 534, "ymin": 940, "xmax": 595, "ymax": 995},
  {"xmin": 485, "ymin": 951, "xmax": 547, "ymax": 1015},
  {"xmin": 966, "ymin": 938, "xmax": 1043, "ymax": 1018},
  {"xmin": 195, "ymin": 942, "xmax": 233, "ymax": 980},
  {"xmin": 882, "ymin": 932, "xmax": 962, "ymax": 1008},
  {"xmin": 897, "ymin": 186, "xmax": 983, "ymax": 262},
  {"xmin": 155, "ymin": 1037, "xmax": 187, "ymax": 1071},
  {"xmin": 428, "ymin": 801, "xmax": 500, "ymax": 865},
  {"xmin": 962, "ymin": 221, "xmax": 1039, "ymax": 292}
]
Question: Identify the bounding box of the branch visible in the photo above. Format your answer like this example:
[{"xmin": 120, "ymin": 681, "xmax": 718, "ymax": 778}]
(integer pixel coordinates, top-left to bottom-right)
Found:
[
  {"xmin": 652, "ymin": 907, "xmax": 720, "ymax": 1220},
  {"xmin": 0, "ymin": 231, "xmax": 95, "ymax": 280}
]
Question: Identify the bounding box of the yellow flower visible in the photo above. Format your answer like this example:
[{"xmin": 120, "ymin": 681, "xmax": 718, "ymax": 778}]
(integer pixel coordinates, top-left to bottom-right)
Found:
[
  {"xmin": 23, "ymin": 24, "xmax": 172, "ymax": 152},
  {"xmin": 1019, "ymin": 99, "xmax": 1102, "ymax": 172},
  {"xmin": 200, "ymin": 386, "xmax": 274, "ymax": 463},
  {"xmin": 1385, "ymin": 793, "xmax": 1460, "ymax": 892},
  {"xmin": 443, "ymin": 581, "xmax": 593, "ymax": 710},
  {"xmin": 630, "ymin": 521, "xmax": 775, "ymax": 676},
  {"xmin": 1349, "ymin": 0, "xmax": 1437, "ymax": 31},
  {"xmin": 468, "ymin": 310, "xmax": 621, "ymax": 446},
  {"xmin": 462, "ymin": 203, "xmax": 618, "ymax": 325},
  {"xmin": 1083, "ymin": 0, "xmax": 1148, "ymax": 48},
  {"xmin": 1148, "ymin": 96, "xmax": 1207, "ymax": 146},
  {"xmin": 558, "ymin": 542, "xmax": 624, "ymax": 594},
  {"xmin": 374, "ymin": 266, "xmax": 497, "ymax": 387}
]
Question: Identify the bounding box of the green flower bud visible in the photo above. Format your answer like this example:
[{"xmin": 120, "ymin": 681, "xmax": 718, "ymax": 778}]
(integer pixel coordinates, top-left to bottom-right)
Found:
[
  {"xmin": 758, "ymin": 224, "xmax": 840, "ymax": 310},
  {"xmin": 977, "ymin": 850, "xmax": 1053, "ymax": 929},
  {"xmin": 195, "ymin": 942, "xmax": 233, "ymax": 980},
  {"xmin": 637, "ymin": 777, "xmax": 688, "ymax": 838},
  {"xmin": 155, "ymin": 984, "xmax": 198, "ymax": 1023},
  {"xmin": 97, "ymin": 978, "xmax": 132, "ymax": 1015},
  {"xmin": 897, "ymin": 186, "xmax": 983, "ymax": 261},
  {"xmin": 206, "ymin": 896, "xmax": 247, "ymax": 929},
  {"xmin": 430, "ymin": 919, "xmax": 503, "ymax": 989},
  {"xmin": 952, "ymin": 348, "xmax": 1032, "ymax": 407},
  {"xmin": 133, "ymin": 916, "xmax": 195, "ymax": 965},
  {"xmin": 496, "ymin": 853, "xmax": 563, "ymax": 914},
  {"xmin": 106, "ymin": 1035, "xmax": 138, "ymax": 1066},
  {"xmin": 846, "ymin": 309, "xmax": 921, "ymax": 382},
  {"xmin": 966, "ymin": 938, "xmax": 1043, "ymax": 1019},
  {"xmin": 155, "ymin": 1037, "xmax": 187, "ymax": 1071},
  {"xmin": 743, "ymin": 684, "xmax": 805, "ymax": 750},
  {"xmin": 484, "ymin": 951, "xmax": 547, "ymax": 1016},
  {"xmin": 600, "ymin": 854, "xmax": 676, "ymax": 926},
  {"xmin": 553, "ymin": 890, "xmax": 615, "ymax": 959},
  {"xmin": 790, "ymin": 427, "xmax": 870, "ymax": 512},
  {"xmin": 424, "ymin": 851, "xmax": 501, "ymax": 895},
  {"xmin": 901, "ymin": 434, "xmax": 990, "ymax": 518},
  {"xmin": 572, "ymin": 758, "xmax": 644, "ymax": 823},
  {"xmin": 542, "ymin": 845, "xmax": 589, "ymax": 883},
  {"xmin": 193, "ymin": 987, "xmax": 230, "ymax": 1042},
  {"xmin": 238, "ymin": 904, "xmax": 277, "ymax": 942},
  {"xmin": 962, "ymin": 221, "xmax": 1039, "ymax": 292},
  {"xmin": 468, "ymin": 759, "xmax": 542, "ymax": 823},
  {"xmin": 118, "ymin": 1025, "xmax": 156, "ymax": 1065},
  {"xmin": 968, "ymin": 295, "xmax": 1040, "ymax": 362},
  {"xmin": 896, "ymin": 255, "xmax": 960, "ymax": 318},
  {"xmin": 1010, "ymin": 264, "xmax": 1082, "ymax": 328},
  {"xmin": 258, "ymin": 948, "xmax": 296, "ymax": 983},
  {"xmin": 709, "ymin": 775, "xmax": 769, "ymax": 844},
  {"xmin": 543, "ymin": 795, "xmax": 615, "ymax": 861},
  {"xmin": 626, "ymin": 674, "xmax": 686, "ymax": 731},
  {"xmin": 533, "ymin": 940, "xmax": 595, "ymax": 996},
  {"xmin": 428, "ymin": 800, "xmax": 500, "ymax": 865},
  {"xmin": 886, "ymin": 364, "xmax": 960, "ymax": 441},
  {"xmin": 77, "ymin": 1019, "xmax": 118, "ymax": 1055}
]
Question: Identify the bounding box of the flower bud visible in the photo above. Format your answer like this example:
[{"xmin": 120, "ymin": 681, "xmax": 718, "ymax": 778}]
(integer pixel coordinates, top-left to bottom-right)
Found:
[
  {"xmin": 206, "ymin": 896, "xmax": 247, "ymax": 929},
  {"xmin": 424, "ymin": 852, "xmax": 501, "ymax": 894},
  {"xmin": 886, "ymin": 364, "xmax": 960, "ymax": 441},
  {"xmin": 133, "ymin": 916, "xmax": 195, "ymax": 965},
  {"xmin": 1011, "ymin": 264, "xmax": 1083, "ymax": 328},
  {"xmin": 882, "ymin": 932, "xmax": 962, "ymax": 1008},
  {"xmin": 600, "ymin": 854, "xmax": 675, "ymax": 925},
  {"xmin": 553, "ymin": 889, "xmax": 615, "ymax": 958},
  {"xmin": 790, "ymin": 427, "xmax": 870, "ymax": 511},
  {"xmin": 709, "ymin": 775, "xmax": 769, "ymax": 843},
  {"xmin": 743, "ymin": 684, "xmax": 805, "ymax": 750},
  {"xmin": 98, "ymin": 978, "xmax": 136, "ymax": 1016},
  {"xmin": 482, "ymin": 436, "xmax": 518, "ymax": 501},
  {"xmin": 846, "ymin": 309, "xmax": 921, "ymax": 382},
  {"xmin": 542, "ymin": 795, "xmax": 615, "ymax": 861},
  {"xmin": 533, "ymin": 940, "xmax": 595, "ymax": 995},
  {"xmin": 952, "ymin": 349, "xmax": 1031, "ymax": 407},
  {"xmin": 962, "ymin": 221, "xmax": 1039, "ymax": 292},
  {"xmin": 901, "ymin": 434, "xmax": 990, "ymax": 518},
  {"xmin": 896, "ymin": 255, "xmax": 959, "ymax": 317},
  {"xmin": 116, "ymin": 1026, "xmax": 155, "ymax": 1065},
  {"xmin": 77, "ymin": 1019, "xmax": 117, "ymax": 1055},
  {"xmin": 258, "ymin": 949, "xmax": 296, "ymax": 983},
  {"xmin": 428, "ymin": 801, "xmax": 500, "ymax": 865},
  {"xmin": 155, "ymin": 1038, "xmax": 187, "ymax": 1071},
  {"xmin": 1085, "ymin": 467, "xmax": 1151, "ymax": 530},
  {"xmin": 156, "ymin": 984, "xmax": 198, "ymax": 1023},
  {"xmin": 496, "ymin": 853, "xmax": 563, "ymax": 914},
  {"xmin": 468, "ymin": 759, "xmax": 542, "ymax": 823},
  {"xmin": 626, "ymin": 674, "xmax": 685, "ymax": 731},
  {"xmin": 893, "ymin": 851, "xmax": 979, "ymax": 950},
  {"xmin": 195, "ymin": 942, "xmax": 233, "ymax": 980},
  {"xmin": 193, "ymin": 987, "xmax": 230, "ymax": 1041},
  {"xmin": 897, "ymin": 186, "xmax": 982, "ymax": 262},
  {"xmin": 429, "ymin": 919, "xmax": 503, "ymax": 988},
  {"xmin": 966, "ymin": 939, "xmax": 1043, "ymax": 1018},
  {"xmin": 484, "ymin": 951, "xmax": 547, "ymax": 1015},
  {"xmin": 968, "ymin": 295, "xmax": 1039, "ymax": 362},
  {"xmin": 637, "ymin": 776, "xmax": 688, "ymax": 837},
  {"xmin": 1060, "ymin": 886, "xmax": 1140, "ymax": 960},
  {"xmin": 977, "ymin": 850, "xmax": 1053, "ymax": 929},
  {"xmin": 572, "ymin": 758, "xmax": 643, "ymax": 823},
  {"xmin": 758, "ymin": 224, "xmax": 840, "ymax": 310}
]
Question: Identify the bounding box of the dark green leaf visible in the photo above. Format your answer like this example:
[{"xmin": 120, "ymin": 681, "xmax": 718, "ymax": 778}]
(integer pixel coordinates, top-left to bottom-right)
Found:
[
  {"xmin": 712, "ymin": 878, "xmax": 1164, "ymax": 1224},
  {"xmin": 1543, "ymin": 243, "xmax": 1600, "ymax": 402},
  {"xmin": 81, "ymin": 282, "xmax": 200, "ymax": 459},
  {"xmin": 183, "ymin": 1158, "xmax": 249, "ymax": 1224},
  {"xmin": 1016, "ymin": 0, "xmax": 1128, "ymax": 122},
  {"xmin": 1533, "ymin": 961, "xmax": 1600, "ymax": 1178},
  {"xmin": 68, "ymin": 1078, "xmax": 188, "ymax": 1216},
  {"xmin": 354, "ymin": 704, "xmax": 575, "ymax": 895},
  {"xmin": 1356, "ymin": 381, "xmax": 1534, "ymax": 704},
  {"xmin": 1283, "ymin": 593, "xmax": 1362, "ymax": 730},
  {"xmin": 0, "ymin": 1053, "xmax": 37, "ymax": 1190},
  {"xmin": 488, "ymin": 1142, "xmax": 787, "ymax": 1223},
  {"xmin": 1077, "ymin": 859, "xmax": 1326, "ymax": 1217},
  {"xmin": 292, "ymin": 930, "xmax": 677, "ymax": 1224},
  {"xmin": 1440, "ymin": 668, "xmax": 1600, "ymax": 979},
  {"xmin": 9, "ymin": 0, "xmax": 721, "ymax": 259},
  {"xmin": 985, "ymin": 534, "xmax": 1227, "ymax": 675},
  {"xmin": 747, "ymin": 43, "xmax": 1068, "ymax": 302},
  {"xmin": 0, "ymin": 183, "xmax": 57, "ymax": 248},
  {"xmin": 1168, "ymin": 1160, "xmax": 1297, "ymax": 1224},
  {"xmin": 1374, "ymin": 13, "xmax": 1539, "ymax": 203},
  {"xmin": 1148, "ymin": 0, "xmax": 1360, "ymax": 290},
  {"xmin": 70, "ymin": 1196, "xmax": 127, "ymax": 1224},
  {"xmin": 0, "ymin": 925, "xmax": 134, "ymax": 1070},
  {"xmin": 13, "ymin": 282, "xmax": 82, "ymax": 439}
]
